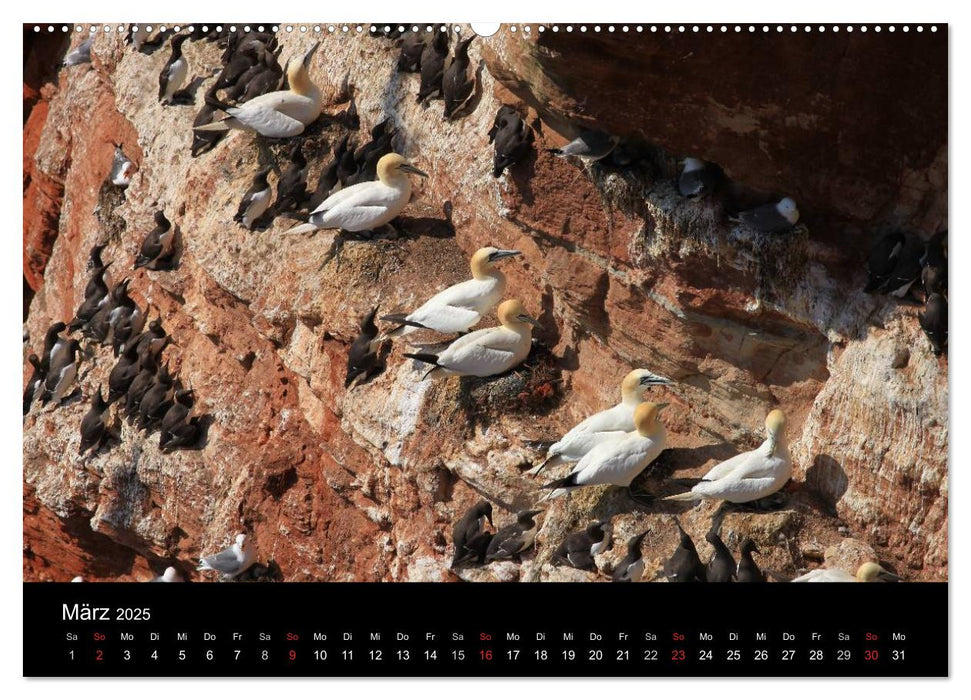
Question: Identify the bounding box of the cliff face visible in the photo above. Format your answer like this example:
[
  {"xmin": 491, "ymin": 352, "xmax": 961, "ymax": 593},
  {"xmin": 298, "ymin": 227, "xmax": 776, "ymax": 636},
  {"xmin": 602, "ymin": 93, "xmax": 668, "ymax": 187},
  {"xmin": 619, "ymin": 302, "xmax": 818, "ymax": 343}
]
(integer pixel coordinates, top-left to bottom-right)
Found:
[{"xmin": 23, "ymin": 26, "xmax": 947, "ymax": 583}]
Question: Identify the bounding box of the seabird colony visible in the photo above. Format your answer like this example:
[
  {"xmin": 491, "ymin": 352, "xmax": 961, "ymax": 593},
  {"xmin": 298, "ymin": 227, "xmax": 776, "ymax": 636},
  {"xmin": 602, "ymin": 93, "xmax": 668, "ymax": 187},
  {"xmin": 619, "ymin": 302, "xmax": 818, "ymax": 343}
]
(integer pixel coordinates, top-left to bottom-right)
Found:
[{"xmin": 29, "ymin": 25, "xmax": 938, "ymax": 583}]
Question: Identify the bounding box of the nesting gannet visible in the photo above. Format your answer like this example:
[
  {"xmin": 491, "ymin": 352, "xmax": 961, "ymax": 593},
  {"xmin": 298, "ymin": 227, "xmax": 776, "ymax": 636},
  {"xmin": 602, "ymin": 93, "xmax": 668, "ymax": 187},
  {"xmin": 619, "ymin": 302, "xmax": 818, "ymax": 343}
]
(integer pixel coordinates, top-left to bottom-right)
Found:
[
  {"xmin": 152, "ymin": 566, "xmax": 184, "ymax": 582},
  {"xmin": 678, "ymin": 158, "xmax": 724, "ymax": 198},
  {"xmin": 198, "ymin": 534, "xmax": 257, "ymax": 580},
  {"xmin": 110, "ymin": 143, "xmax": 135, "ymax": 187},
  {"xmin": 451, "ymin": 500, "xmax": 494, "ymax": 568},
  {"xmin": 62, "ymin": 37, "xmax": 93, "ymax": 68},
  {"xmin": 404, "ymin": 299, "xmax": 540, "ymax": 380},
  {"xmin": 23, "ymin": 354, "xmax": 45, "ymax": 415},
  {"xmin": 733, "ymin": 197, "xmax": 799, "ymax": 233},
  {"xmin": 41, "ymin": 338, "xmax": 80, "ymax": 406},
  {"xmin": 663, "ymin": 521, "xmax": 705, "ymax": 583},
  {"xmin": 135, "ymin": 211, "xmax": 175, "ymax": 270},
  {"xmin": 442, "ymin": 35, "xmax": 476, "ymax": 120},
  {"xmin": 416, "ymin": 29, "xmax": 449, "ymax": 104},
  {"xmin": 552, "ymin": 521, "xmax": 609, "ymax": 572},
  {"xmin": 79, "ymin": 386, "xmax": 109, "ymax": 454},
  {"xmin": 922, "ymin": 229, "xmax": 947, "ymax": 296},
  {"xmin": 158, "ymin": 34, "xmax": 189, "ymax": 105},
  {"xmin": 612, "ymin": 531, "xmax": 648, "ymax": 582},
  {"xmin": 920, "ymin": 293, "xmax": 947, "ymax": 356},
  {"xmin": 485, "ymin": 510, "xmax": 542, "ymax": 562},
  {"xmin": 791, "ymin": 562, "xmax": 902, "ymax": 583},
  {"xmin": 287, "ymin": 153, "xmax": 427, "ymax": 235},
  {"xmin": 736, "ymin": 538, "xmax": 766, "ymax": 582},
  {"xmin": 234, "ymin": 168, "xmax": 272, "ymax": 229},
  {"xmin": 273, "ymin": 144, "xmax": 309, "ymax": 214},
  {"xmin": 548, "ymin": 130, "xmax": 619, "ymax": 161},
  {"xmin": 381, "ymin": 247, "xmax": 521, "ymax": 339},
  {"xmin": 345, "ymin": 307, "xmax": 383, "ymax": 388},
  {"xmin": 532, "ymin": 369, "xmax": 672, "ymax": 475},
  {"xmin": 705, "ymin": 520, "xmax": 736, "ymax": 583},
  {"xmin": 543, "ymin": 401, "xmax": 668, "ymax": 499},
  {"xmin": 490, "ymin": 106, "xmax": 532, "ymax": 178},
  {"xmin": 195, "ymin": 42, "xmax": 322, "ymax": 138},
  {"xmin": 665, "ymin": 409, "xmax": 792, "ymax": 504}
]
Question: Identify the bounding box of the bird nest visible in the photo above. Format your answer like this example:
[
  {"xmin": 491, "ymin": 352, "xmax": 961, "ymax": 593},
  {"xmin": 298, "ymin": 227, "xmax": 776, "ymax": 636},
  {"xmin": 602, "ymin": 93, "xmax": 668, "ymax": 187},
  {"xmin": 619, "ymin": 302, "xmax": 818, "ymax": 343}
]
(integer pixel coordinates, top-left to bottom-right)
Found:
[{"xmin": 460, "ymin": 342, "xmax": 563, "ymax": 417}]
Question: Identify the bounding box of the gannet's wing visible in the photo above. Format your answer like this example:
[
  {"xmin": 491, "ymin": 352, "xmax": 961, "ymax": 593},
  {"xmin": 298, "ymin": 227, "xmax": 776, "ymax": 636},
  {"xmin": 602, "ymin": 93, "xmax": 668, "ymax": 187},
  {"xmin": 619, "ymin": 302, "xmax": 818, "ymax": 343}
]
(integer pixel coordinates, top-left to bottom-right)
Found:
[
  {"xmin": 701, "ymin": 449, "xmax": 752, "ymax": 481},
  {"xmin": 407, "ymin": 303, "xmax": 481, "ymax": 334},
  {"xmin": 229, "ymin": 104, "xmax": 305, "ymax": 138}
]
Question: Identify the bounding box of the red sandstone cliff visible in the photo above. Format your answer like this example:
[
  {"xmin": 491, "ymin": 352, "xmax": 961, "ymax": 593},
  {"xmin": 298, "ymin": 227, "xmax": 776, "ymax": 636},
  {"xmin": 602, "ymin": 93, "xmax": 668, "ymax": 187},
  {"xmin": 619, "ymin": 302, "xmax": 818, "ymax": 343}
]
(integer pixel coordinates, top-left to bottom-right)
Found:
[{"xmin": 24, "ymin": 25, "xmax": 947, "ymax": 582}]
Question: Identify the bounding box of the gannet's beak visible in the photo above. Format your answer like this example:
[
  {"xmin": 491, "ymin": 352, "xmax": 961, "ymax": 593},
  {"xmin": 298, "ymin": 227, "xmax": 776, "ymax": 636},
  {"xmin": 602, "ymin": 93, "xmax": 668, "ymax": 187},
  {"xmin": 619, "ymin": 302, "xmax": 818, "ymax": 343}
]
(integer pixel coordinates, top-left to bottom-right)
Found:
[
  {"xmin": 302, "ymin": 41, "xmax": 321, "ymax": 67},
  {"xmin": 400, "ymin": 163, "xmax": 428, "ymax": 178},
  {"xmin": 640, "ymin": 374, "xmax": 673, "ymax": 387},
  {"xmin": 656, "ymin": 402, "xmax": 671, "ymax": 411},
  {"xmin": 490, "ymin": 249, "xmax": 521, "ymax": 261},
  {"xmin": 518, "ymin": 314, "xmax": 542, "ymax": 329}
]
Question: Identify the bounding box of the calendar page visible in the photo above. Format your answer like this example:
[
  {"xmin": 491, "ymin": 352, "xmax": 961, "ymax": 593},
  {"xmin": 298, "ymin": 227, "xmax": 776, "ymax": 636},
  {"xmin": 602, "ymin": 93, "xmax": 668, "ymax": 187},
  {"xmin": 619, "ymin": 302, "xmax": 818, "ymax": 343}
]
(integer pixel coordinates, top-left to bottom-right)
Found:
[{"xmin": 22, "ymin": 20, "xmax": 948, "ymax": 677}]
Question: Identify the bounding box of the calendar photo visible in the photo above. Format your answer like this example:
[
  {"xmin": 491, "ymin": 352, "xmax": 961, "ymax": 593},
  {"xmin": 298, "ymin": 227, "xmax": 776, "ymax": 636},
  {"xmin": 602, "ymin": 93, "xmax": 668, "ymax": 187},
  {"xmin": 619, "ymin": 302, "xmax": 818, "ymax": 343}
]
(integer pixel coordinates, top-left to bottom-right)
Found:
[{"xmin": 22, "ymin": 20, "xmax": 948, "ymax": 677}]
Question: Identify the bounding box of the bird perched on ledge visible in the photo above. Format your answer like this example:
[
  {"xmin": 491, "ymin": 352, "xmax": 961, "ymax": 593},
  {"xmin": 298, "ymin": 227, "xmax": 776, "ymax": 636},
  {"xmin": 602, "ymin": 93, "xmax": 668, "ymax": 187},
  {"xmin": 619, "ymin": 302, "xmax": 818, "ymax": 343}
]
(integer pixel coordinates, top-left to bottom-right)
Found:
[
  {"xmin": 791, "ymin": 562, "xmax": 902, "ymax": 583},
  {"xmin": 198, "ymin": 534, "xmax": 257, "ymax": 580}
]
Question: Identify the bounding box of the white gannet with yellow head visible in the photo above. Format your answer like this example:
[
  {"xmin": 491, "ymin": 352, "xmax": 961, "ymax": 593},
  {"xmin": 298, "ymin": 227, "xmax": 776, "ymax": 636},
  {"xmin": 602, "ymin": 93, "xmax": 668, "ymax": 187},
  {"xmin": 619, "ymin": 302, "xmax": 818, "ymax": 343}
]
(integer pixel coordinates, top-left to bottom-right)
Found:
[
  {"xmin": 381, "ymin": 246, "xmax": 522, "ymax": 338},
  {"xmin": 195, "ymin": 42, "xmax": 322, "ymax": 138},
  {"xmin": 665, "ymin": 409, "xmax": 792, "ymax": 503},
  {"xmin": 791, "ymin": 562, "xmax": 902, "ymax": 583},
  {"xmin": 404, "ymin": 299, "xmax": 540, "ymax": 379},
  {"xmin": 286, "ymin": 153, "xmax": 428, "ymax": 235},
  {"xmin": 530, "ymin": 368, "xmax": 672, "ymax": 475},
  {"xmin": 543, "ymin": 401, "xmax": 669, "ymax": 499}
]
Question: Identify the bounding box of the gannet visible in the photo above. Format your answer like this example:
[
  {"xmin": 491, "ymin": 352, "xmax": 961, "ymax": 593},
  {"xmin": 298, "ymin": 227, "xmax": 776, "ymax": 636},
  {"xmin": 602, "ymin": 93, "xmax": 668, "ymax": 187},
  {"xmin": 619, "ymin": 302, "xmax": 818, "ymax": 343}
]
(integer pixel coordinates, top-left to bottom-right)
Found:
[
  {"xmin": 663, "ymin": 521, "xmax": 705, "ymax": 583},
  {"xmin": 109, "ymin": 143, "xmax": 134, "ymax": 187},
  {"xmin": 791, "ymin": 562, "xmax": 902, "ymax": 583},
  {"xmin": 920, "ymin": 293, "xmax": 947, "ymax": 356},
  {"xmin": 79, "ymin": 386, "xmax": 109, "ymax": 454},
  {"xmin": 736, "ymin": 538, "xmax": 766, "ymax": 582},
  {"xmin": 548, "ymin": 130, "xmax": 619, "ymax": 161},
  {"xmin": 531, "ymin": 369, "xmax": 672, "ymax": 475},
  {"xmin": 678, "ymin": 158, "xmax": 724, "ymax": 197},
  {"xmin": 490, "ymin": 106, "xmax": 532, "ymax": 177},
  {"xmin": 381, "ymin": 247, "xmax": 521, "ymax": 339},
  {"xmin": 485, "ymin": 510, "xmax": 542, "ymax": 562},
  {"xmin": 404, "ymin": 299, "xmax": 540, "ymax": 380},
  {"xmin": 665, "ymin": 409, "xmax": 792, "ymax": 504},
  {"xmin": 158, "ymin": 34, "xmax": 189, "ymax": 105},
  {"xmin": 705, "ymin": 520, "xmax": 736, "ymax": 583},
  {"xmin": 198, "ymin": 534, "xmax": 257, "ymax": 580},
  {"xmin": 451, "ymin": 500, "xmax": 494, "ymax": 568},
  {"xmin": 543, "ymin": 402, "xmax": 669, "ymax": 499},
  {"xmin": 234, "ymin": 168, "xmax": 272, "ymax": 229},
  {"xmin": 612, "ymin": 531, "xmax": 649, "ymax": 582},
  {"xmin": 135, "ymin": 211, "xmax": 175, "ymax": 270},
  {"xmin": 345, "ymin": 307, "xmax": 382, "ymax": 388},
  {"xmin": 287, "ymin": 153, "xmax": 427, "ymax": 235},
  {"xmin": 62, "ymin": 37, "xmax": 93, "ymax": 68},
  {"xmin": 552, "ymin": 521, "xmax": 609, "ymax": 571},
  {"xmin": 442, "ymin": 35, "xmax": 476, "ymax": 120},
  {"xmin": 733, "ymin": 197, "xmax": 799, "ymax": 233},
  {"xmin": 152, "ymin": 566, "xmax": 184, "ymax": 582},
  {"xmin": 23, "ymin": 354, "xmax": 45, "ymax": 415},
  {"xmin": 195, "ymin": 42, "xmax": 322, "ymax": 138}
]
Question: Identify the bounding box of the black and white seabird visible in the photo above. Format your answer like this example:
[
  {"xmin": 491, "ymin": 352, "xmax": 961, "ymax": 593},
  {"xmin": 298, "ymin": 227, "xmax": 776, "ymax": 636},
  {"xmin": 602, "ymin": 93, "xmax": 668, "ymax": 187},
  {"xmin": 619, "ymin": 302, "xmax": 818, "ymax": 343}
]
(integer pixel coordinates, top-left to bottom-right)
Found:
[
  {"xmin": 107, "ymin": 344, "xmax": 143, "ymax": 404},
  {"xmin": 442, "ymin": 35, "xmax": 476, "ymax": 120},
  {"xmin": 158, "ymin": 34, "xmax": 189, "ymax": 105},
  {"xmin": 137, "ymin": 370, "xmax": 176, "ymax": 433},
  {"xmin": 307, "ymin": 139, "xmax": 345, "ymax": 211},
  {"xmin": 704, "ymin": 519, "xmax": 736, "ymax": 583},
  {"xmin": 40, "ymin": 321, "xmax": 69, "ymax": 373},
  {"xmin": 132, "ymin": 318, "xmax": 169, "ymax": 361},
  {"xmin": 920, "ymin": 293, "xmax": 948, "ymax": 356},
  {"xmin": 397, "ymin": 32, "xmax": 426, "ymax": 73},
  {"xmin": 134, "ymin": 211, "xmax": 176, "ymax": 271},
  {"xmin": 547, "ymin": 130, "xmax": 619, "ymax": 161},
  {"xmin": 922, "ymin": 229, "xmax": 947, "ymax": 297},
  {"xmin": 612, "ymin": 531, "xmax": 649, "ymax": 582},
  {"xmin": 124, "ymin": 355, "xmax": 161, "ymax": 419},
  {"xmin": 62, "ymin": 36, "xmax": 93, "ymax": 68},
  {"xmin": 79, "ymin": 386, "xmax": 109, "ymax": 454},
  {"xmin": 864, "ymin": 232, "xmax": 906, "ymax": 293},
  {"xmin": 678, "ymin": 158, "xmax": 724, "ymax": 198},
  {"xmin": 23, "ymin": 354, "xmax": 45, "ymax": 415},
  {"xmin": 345, "ymin": 307, "xmax": 383, "ymax": 389},
  {"xmin": 40, "ymin": 338, "xmax": 80, "ymax": 406},
  {"xmin": 109, "ymin": 143, "xmax": 135, "ymax": 187},
  {"xmin": 736, "ymin": 538, "xmax": 766, "ymax": 582},
  {"xmin": 451, "ymin": 500, "xmax": 494, "ymax": 568},
  {"xmin": 485, "ymin": 509, "xmax": 542, "ymax": 562},
  {"xmin": 732, "ymin": 197, "xmax": 800, "ymax": 234},
  {"xmin": 273, "ymin": 144, "xmax": 309, "ymax": 215},
  {"xmin": 490, "ymin": 106, "xmax": 532, "ymax": 178},
  {"xmin": 663, "ymin": 521, "xmax": 705, "ymax": 583},
  {"xmin": 416, "ymin": 29, "xmax": 449, "ymax": 105},
  {"xmin": 234, "ymin": 168, "xmax": 273, "ymax": 230},
  {"xmin": 551, "ymin": 521, "xmax": 609, "ymax": 572},
  {"xmin": 214, "ymin": 40, "xmax": 261, "ymax": 91},
  {"xmin": 191, "ymin": 87, "xmax": 226, "ymax": 157}
]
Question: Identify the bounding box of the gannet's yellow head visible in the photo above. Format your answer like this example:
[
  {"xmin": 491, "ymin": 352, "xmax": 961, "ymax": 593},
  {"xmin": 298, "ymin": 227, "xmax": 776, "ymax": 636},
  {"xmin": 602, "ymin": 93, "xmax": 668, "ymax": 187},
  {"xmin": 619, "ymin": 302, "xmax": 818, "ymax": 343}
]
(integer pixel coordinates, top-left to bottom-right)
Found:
[
  {"xmin": 634, "ymin": 401, "xmax": 668, "ymax": 436},
  {"xmin": 856, "ymin": 562, "xmax": 902, "ymax": 582},
  {"xmin": 765, "ymin": 409, "xmax": 786, "ymax": 437},
  {"xmin": 621, "ymin": 369, "xmax": 672, "ymax": 402},
  {"xmin": 470, "ymin": 247, "xmax": 521, "ymax": 278},
  {"xmin": 287, "ymin": 42, "xmax": 320, "ymax": 95},
  {"xmin": 376, "ymin": 153, "xmax": 429, "ymax": 184},
  {"xmin": 497, "ymin": 299, "xmax": 541, "ymax": 329}
]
